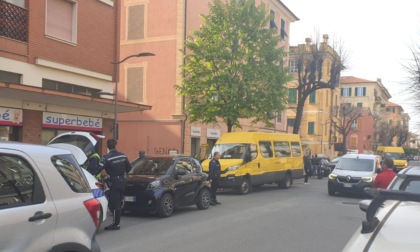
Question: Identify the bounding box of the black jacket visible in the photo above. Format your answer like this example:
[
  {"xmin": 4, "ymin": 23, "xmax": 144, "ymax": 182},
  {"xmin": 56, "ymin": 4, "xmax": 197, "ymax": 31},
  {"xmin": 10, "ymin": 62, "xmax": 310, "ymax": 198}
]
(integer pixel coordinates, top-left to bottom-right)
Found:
[{"xmin": 209, "ymin": 158, "xmax": 221, "ymax": 180}]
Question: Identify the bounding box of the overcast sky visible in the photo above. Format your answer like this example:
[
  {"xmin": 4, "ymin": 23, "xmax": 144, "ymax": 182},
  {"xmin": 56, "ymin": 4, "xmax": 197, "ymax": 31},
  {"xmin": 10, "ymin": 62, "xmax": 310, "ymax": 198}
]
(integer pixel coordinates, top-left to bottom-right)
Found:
[{"xmin": 281, "ymin": 0, "xmax": 420, "ymax": 132}]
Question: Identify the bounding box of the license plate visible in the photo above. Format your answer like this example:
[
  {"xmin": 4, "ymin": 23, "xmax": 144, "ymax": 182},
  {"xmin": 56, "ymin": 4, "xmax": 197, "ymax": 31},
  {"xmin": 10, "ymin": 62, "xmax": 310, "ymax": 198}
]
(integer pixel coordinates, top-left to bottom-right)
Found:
[
  {"xmin": 124, "ymin": 196, "xmax": 136, "ymax": 202},
  {"xmin": 343, "ymin": 183, "xmax": 352, "ymax": 188}
]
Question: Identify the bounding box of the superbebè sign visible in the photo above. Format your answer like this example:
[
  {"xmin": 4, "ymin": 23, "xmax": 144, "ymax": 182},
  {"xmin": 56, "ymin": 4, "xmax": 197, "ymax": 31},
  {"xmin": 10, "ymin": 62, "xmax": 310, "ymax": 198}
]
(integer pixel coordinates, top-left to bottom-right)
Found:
[
  {"xmin": 0, "ymin": 107, "xmax": 23, "ymax": 126},
  {"xmin": 42, "ymin": 112, "xmax": 102, "ymax": 131}
]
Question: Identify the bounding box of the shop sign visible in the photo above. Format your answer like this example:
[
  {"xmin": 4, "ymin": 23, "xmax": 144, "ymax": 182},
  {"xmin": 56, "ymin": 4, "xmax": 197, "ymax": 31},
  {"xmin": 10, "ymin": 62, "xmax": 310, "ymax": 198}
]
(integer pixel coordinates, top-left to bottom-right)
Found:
[
  {"xmin": 42, "ymin": 112, "xmax": 102, "ymax": 131},
  {"xmin": 191, "ymin": 126, "xmax": 201, "ymax": 137},
  {"xmin": 0, "ymin": 107, "xmax": 23, "ymax": 126},
  {"xmin": 207, "ymin": 128, "xmax": 220, "ymax": 139}
]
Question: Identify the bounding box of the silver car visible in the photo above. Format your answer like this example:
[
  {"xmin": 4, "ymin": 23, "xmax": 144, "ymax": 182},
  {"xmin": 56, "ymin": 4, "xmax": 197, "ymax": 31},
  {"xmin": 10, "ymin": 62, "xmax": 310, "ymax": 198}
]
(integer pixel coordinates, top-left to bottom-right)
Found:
[{"xmin": 0, "ymin": 142, "xmax": 101, "ymax": 252}]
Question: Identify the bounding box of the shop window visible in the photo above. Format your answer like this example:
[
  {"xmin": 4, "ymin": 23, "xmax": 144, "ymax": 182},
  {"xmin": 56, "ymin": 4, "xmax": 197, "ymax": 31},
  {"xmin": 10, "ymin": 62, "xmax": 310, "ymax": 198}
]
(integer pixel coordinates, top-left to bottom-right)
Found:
[
  {"xmin": 46, "ymin": 0, "xmax": 77, "ymax": 43},
  {"xmin": 127, "ymin": 5, "xmax": 145, "ymax": 40}
]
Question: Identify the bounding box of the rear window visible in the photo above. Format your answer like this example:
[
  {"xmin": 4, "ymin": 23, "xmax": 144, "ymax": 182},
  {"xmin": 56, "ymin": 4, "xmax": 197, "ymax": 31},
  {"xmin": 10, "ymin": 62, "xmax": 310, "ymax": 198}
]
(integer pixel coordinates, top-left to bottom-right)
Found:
[
  {"xmin": 49, "ymin": 135, "xmax": 94, "ymax": 155},
  {"xmin": 335, "ymin": 158, "xmax": 375, "ymax": 172},
  {"xmin": 130, "ymin": 158, "xmax": 175, "ymax": 175},
  {"xmin": 51, "ymin": 154, "xmax": 90, "ymax": 193}
]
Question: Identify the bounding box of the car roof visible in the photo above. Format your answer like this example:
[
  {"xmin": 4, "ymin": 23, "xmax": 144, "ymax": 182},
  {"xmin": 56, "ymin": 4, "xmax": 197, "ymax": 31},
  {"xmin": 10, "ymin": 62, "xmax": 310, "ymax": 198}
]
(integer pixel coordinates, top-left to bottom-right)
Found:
[
  {"xmin": 341, "ymin": 154, "xmax": 377, "ymax": 160},
  {"xmin": 399, "ymin": 166, "xmax": 420, "ymax": 176},
  {"xmin": 0, "ymin": 141, "xmax": 72, "ymax": 156}
]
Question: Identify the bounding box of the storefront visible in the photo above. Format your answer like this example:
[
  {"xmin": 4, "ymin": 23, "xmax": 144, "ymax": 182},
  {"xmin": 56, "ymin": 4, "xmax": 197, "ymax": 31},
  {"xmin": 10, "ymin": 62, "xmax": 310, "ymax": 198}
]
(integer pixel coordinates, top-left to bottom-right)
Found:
[
  {"xmin": 206, "ymin": 128, "xmax": 220, "ymax": 153},
  {"xmin": 0, "ymin": 107, "xmax": 22, "ymax": 141},
  {"xmin": 190, "ymin": 126, "xmax": 201, "ymax": 158}
]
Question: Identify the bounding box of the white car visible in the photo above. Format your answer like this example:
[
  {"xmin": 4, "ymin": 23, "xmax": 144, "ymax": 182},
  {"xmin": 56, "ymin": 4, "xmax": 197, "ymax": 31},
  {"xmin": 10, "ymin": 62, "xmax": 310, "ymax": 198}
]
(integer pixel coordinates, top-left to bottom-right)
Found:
[
  {"xmin": 343, "ymin": 188, "xmax": 420, "ymax": 251},
  {"xmin": 0, "ymin": 142, "xmax": 101, "ymax": 251},
  {"xmin": 48, "ymin": 131, "xmax": 108, "ymax": 224}
]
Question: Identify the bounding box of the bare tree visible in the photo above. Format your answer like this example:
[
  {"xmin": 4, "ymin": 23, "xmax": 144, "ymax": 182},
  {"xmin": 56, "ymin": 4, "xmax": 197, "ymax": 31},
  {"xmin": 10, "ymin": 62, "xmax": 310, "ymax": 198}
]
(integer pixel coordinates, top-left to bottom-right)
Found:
[
  {"xmin": 330, "ymin": 104, "xmax": 363, "ymax": 154},
  {"xmin": 396, "ymin": 125, "xmax": 409, "ymax": 146},
  {"xmin": 376, "ymin": 121, "xmax": 397, "ymax": 146},
  {"xmin": 290, "ymin": 34, "xmax": 348, "ymax": 134}
]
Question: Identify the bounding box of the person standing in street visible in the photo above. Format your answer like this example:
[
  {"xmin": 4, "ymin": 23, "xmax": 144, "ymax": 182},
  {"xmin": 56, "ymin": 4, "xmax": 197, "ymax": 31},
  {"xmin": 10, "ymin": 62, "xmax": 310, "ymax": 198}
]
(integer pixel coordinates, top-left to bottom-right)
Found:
[
  {"xmin": 373, "ymin": 157, "xmax": 397, "ymax": 189},
  {"xmin": 209, "ymin": 151, "xmax": 221, "ymax": 205},
  {"xmin": 100, "ymin": 139, "xmax": 132, "ymax": 231},
  {"xmin": 303, "ymin": 155, "xmax": 312, "ymax": 184}
]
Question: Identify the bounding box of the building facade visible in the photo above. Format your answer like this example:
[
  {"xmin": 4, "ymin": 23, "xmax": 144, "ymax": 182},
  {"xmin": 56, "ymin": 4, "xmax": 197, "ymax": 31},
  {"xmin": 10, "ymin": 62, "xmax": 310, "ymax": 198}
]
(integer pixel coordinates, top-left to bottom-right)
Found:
[
  {"xmin": 118, "ymin": 0, "xmax": 298, "ymax": 160},
  {"xmin": 0, "ymin": 0, "xmax": 150, "ymax": 154}
]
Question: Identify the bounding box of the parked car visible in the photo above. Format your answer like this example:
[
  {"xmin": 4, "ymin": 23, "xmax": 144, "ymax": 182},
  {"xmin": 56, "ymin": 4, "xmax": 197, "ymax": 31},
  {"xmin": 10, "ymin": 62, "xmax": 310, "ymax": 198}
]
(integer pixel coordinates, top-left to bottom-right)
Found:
[
  {"xmin": 388, "ymin": 166, "xmax": 420, "ymax": 192},
  {"xmin": 328, "ymin": 154, "xmax": 382, "ymax": 196},
  {"xmin": 0, "ymin": 142, "xmax": 101, "ymax": 252},
  {"xmin": 342, "ymin": 188, "xmax": 420, "ymax": 251},
  {"xmin": 48, "ymin": 131, "xmax": 108, "ymax": 224},
  {"xmin": 123, "ymin": 155, "xmax": 212, "ymax": 217}
]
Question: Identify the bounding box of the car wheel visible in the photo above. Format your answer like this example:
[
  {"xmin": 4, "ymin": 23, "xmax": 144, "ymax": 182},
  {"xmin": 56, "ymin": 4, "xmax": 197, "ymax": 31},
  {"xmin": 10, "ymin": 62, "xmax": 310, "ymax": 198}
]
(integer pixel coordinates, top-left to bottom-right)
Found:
[
  {"xmin": 238, "ymin": 177, "xmax": 252, "ymax": 195},
  {"xmin": 279, "ymin": 173, "xmax": 292, "ymax": 189},
  {"xmin": 98, "ymin": 206, "xmax": 104, "ymax": 228},
  {"xmin": 157, "ymin": 193, "xmax": 174, "ymax": 218},
  {"xmin": 328, "ymin": 187, "xmax": 336, "ymax": 196},
  {"xmin": 196, "ymin": 188, "xmax": 211, "ymax": 210}
]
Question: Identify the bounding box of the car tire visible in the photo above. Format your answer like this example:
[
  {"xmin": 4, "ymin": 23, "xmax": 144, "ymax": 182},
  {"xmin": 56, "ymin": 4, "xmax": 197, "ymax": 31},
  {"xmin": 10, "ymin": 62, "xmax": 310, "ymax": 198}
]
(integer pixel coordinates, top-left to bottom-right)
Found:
[
  {"xmin": 98, "ymin": 206, "xmax": 104, "ymax": 228},
  {"xmin": 157, "ymin": 193, "xmax": 174, "ymax": 218},
  {"xmin": 196, "ymin": 188, "xmax": 211, "ymax": 210},
  {"xmin": 239, "ymin": 177, "xmax": 251, "ymax": 195},
  {"xmin": 328, "ymin": 187, "xmax": 336, "ymax": 196},
  {"xmin": 279, "ymin": 173, "xmax": 292, "ymax": 189}
]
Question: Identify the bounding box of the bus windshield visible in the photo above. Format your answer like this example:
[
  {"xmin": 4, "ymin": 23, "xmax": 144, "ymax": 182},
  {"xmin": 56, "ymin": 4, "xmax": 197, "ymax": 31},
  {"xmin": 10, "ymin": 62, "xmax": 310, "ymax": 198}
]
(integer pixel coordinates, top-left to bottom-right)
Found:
[{"xmin": 211, "ymin": 144, "xmax": 248, "ymax": 159}]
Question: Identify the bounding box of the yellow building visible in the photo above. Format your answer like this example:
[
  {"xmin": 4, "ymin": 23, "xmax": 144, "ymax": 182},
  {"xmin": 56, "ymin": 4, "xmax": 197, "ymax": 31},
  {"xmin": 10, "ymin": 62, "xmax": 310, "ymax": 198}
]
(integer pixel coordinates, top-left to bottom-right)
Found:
[
  {"xmin": 386, "ymin": 101, "xmax": 410, "ymax": 146},
  {"xmin": 287, "ymin": 35, "xmax": 340, "ymax": 159}
]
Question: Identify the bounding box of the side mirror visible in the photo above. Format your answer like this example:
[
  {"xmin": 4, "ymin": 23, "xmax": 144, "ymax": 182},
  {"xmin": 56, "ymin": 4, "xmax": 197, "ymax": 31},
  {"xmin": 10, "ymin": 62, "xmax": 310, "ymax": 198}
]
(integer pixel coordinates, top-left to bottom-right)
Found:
[{"xmin": 359, "ymin": 199, "xmax": 372, "ymax": 213}]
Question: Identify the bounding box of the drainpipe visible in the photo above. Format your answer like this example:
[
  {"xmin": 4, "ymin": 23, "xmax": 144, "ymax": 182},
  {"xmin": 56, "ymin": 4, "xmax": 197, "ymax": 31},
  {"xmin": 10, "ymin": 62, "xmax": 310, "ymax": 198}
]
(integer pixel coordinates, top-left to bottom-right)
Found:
[{"xmin": 181, "ymin": 0, "xmax": 188, "ymax": 154}]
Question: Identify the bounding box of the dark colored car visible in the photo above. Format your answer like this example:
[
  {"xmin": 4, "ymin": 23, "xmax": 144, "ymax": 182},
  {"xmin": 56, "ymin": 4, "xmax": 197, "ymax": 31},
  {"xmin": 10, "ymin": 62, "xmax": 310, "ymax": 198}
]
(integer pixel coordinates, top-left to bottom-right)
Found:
[{"xmin": 123, "ymin": 155, "xmax": 212, "ymax": 217}]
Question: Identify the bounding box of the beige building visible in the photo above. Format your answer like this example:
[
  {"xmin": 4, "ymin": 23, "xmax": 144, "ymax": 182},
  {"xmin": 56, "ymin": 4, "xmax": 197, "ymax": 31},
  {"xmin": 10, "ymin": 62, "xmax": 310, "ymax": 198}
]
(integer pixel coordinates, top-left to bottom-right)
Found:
[{"xmin": 386, "ymin": 101, "xmax": 410, "ymax": 146}]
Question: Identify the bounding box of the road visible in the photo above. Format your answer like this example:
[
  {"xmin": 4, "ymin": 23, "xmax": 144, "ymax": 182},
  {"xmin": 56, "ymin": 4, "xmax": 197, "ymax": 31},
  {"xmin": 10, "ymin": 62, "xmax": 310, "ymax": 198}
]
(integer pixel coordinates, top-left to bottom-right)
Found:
[{"xmin": 96, "ymin": 177, "xmax": 367, "ymax": 252}]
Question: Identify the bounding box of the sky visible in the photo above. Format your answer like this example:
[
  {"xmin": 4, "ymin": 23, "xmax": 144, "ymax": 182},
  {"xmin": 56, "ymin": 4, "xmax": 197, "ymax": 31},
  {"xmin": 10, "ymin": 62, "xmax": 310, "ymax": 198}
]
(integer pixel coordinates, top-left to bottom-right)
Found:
[{"xmin": 281, "ymin": 0, "xmax": 420, "ymax": 132}]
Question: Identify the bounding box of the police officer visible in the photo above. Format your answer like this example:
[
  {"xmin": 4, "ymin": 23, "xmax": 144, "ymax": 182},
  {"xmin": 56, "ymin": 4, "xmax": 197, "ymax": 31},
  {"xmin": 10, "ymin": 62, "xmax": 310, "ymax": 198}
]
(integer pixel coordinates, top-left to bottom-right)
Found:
[
  {"xmin": 100, "ymin": 139, "xmax": 132, "ymax": 231},
  {"xmin": 209, "ymin": 151, "xmax": 221, "ymax": 205}
]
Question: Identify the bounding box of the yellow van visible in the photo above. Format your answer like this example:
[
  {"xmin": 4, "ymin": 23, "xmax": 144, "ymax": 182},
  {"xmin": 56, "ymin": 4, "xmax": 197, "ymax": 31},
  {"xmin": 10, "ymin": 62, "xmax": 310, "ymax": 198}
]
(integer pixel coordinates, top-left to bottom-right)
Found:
[
  {"xmin": 201, "ymin": 132, "xmax": 304, "ymax": 194},
  {"xmin": 375, "ymin": 146, "xmax": 408, "ymax": 171}
]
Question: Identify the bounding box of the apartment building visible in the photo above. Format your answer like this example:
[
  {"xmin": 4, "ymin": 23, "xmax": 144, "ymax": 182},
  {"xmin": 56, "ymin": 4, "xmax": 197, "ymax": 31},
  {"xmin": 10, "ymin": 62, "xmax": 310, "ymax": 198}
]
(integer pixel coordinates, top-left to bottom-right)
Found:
[
  {"xmin": 287, "ymin": 36, "xmax": 341, "ymax": 159},
  {"xmin": 0, "ymin": 0, "xmax": 150, "ymax": 154},
  {"xmin": 345, "ymin": 107, "xmax": 375, "ymax": 154},
  {"xmin": 117, "ymin": 0, "xmax": 298, "ymax": 160},
  {"xmin": 386, "ymin": 101, "xmax": 410, "ymax": 146}
]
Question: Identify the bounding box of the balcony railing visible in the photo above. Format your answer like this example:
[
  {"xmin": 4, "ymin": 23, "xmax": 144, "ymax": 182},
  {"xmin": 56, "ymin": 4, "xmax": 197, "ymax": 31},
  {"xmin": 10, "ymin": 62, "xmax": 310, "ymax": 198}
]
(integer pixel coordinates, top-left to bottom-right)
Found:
[{"xmin": 0, "ymin": 1, "xmax": 28, "ymax": 42}]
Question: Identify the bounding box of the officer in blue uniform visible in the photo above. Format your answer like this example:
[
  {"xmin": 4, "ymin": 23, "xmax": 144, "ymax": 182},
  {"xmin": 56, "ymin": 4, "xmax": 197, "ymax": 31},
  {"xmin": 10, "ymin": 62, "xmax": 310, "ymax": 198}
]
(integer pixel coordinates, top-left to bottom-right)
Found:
[
  {"xmin": 209, "ymin": 151, "xmax": 221, "ymax": 205},
  {"xmin": 100, "ymin": 139, "xmax": 132, "ymax": 231}
]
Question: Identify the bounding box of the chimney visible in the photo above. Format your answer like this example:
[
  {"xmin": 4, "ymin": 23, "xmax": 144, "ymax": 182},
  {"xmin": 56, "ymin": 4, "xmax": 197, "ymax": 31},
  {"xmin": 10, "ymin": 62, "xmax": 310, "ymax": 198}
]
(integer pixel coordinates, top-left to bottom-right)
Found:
[
  {"xmin": 323, "ymin": 34, "xmax": 329, "ymax": 44},
  {"xmin": 305, "ymin": 38, "xmax": 311, "ymax": 51}
]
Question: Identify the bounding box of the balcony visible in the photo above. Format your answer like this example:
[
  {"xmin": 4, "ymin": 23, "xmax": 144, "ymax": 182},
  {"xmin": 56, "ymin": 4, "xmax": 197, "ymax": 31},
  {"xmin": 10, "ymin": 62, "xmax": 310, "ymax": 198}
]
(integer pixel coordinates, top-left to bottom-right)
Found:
[{"xmin": 0, "ymin": 1, "xmax": 28, "ymax": 42}]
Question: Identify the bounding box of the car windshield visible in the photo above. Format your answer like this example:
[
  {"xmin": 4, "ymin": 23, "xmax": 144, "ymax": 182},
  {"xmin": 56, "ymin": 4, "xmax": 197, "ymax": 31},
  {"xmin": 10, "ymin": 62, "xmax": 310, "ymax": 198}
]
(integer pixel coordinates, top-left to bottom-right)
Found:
[
  {"xmin": 335, "ymin": 158, "xmax": 374, "ymax": 172},
  {"xmin": 331, "ymin": 157, "xmax": 341, "ymax": 163},
  {"xmin": 384, "ymin": 152, "xmax": 406, "ymax": 159},
  {"xmin": 129, "ymin": 158, "xmax": 174, "ymax": 175},
  {"xmin": 211, "ymin": 144, "xmax": 248, "ymax": 159}
]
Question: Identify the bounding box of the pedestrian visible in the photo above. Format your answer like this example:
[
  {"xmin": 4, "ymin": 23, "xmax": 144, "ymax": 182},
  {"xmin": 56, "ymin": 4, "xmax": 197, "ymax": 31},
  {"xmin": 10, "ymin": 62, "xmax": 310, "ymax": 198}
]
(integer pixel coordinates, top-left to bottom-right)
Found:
[
  {"xmin": 303, "ymin": 155, "xmax": 312, "ymax": 184},
  {"xmin": 83, "ymin": 149, "xmax": 101, "ymax": 177},
  {"xmin": 99, "ymin": 139, "xmax": 132, "ymax": 231},
  {"xmin": 373, "ymin": 157, "xmax": 397, "ymax": 189},
  {"xmin": 139, "ymin": 150, "xmax": 146, "ymax": 159},
  {"xmin": 209, "ymin": 151, "xmax": 221, "ymax": 205}
]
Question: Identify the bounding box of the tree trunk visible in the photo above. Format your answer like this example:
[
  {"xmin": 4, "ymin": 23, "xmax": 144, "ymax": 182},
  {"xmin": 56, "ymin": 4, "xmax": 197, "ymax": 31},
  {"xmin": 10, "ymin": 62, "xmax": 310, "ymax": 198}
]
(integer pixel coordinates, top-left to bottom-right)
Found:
[
  {"xmin": 293, "ymin": 99, "xmax": 305, "ymax": 134},
  {"xmin": 227, "ymin": 121, "xmax": 233, "ymax": 132}
]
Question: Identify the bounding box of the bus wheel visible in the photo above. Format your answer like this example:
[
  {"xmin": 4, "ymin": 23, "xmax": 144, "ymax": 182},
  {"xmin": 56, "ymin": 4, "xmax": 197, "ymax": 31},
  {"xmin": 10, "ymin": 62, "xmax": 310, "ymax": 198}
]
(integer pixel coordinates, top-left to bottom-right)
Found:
[
  {"xmin": 239, "ymin": 178, "xmax": 251, "ymax": 195},
  {"xmin": 279, "ymin": 173, "xmax": 292, "ymax": 189}
]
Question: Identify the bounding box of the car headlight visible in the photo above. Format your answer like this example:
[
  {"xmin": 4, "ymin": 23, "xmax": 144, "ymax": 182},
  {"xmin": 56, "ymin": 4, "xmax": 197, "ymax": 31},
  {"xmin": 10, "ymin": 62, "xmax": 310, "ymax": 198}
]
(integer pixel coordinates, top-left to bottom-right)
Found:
[
  {"xmin": 226, "ymin": 164, "xmax": 241, "ymax": 171},
  {"xmin": 361, "ymin": 177, "xmax": 373, "ymax": 182},
  {"xmin": 328, "ymin": 174, "xmax": 337, "ymax": 180},
  {"xmin": 147, "ymin": 180, "xmax": 160, "ymax": 190}
]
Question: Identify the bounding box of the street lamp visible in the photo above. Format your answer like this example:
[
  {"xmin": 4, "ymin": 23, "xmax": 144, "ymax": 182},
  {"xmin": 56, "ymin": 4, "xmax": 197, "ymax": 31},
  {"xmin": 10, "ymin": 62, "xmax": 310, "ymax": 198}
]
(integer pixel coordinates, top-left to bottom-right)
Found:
[{"xmin": 111, "ymin": 52, "xmax": 155, "ymax": 140}]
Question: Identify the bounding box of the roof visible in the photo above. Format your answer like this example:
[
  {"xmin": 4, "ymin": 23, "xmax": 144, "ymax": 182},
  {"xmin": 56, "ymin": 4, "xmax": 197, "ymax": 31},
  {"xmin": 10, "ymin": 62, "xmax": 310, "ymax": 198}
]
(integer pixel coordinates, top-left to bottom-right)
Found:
[
  {"xmin": 277, "ymin": 0, "xmax": 299, "ymax": 21},
  {"xmin": 340, "ymin": 76, "xmax": 375, "ymax": 84},
  {"xmin": 400, "ymin": 166, "xmax": 420, "ymax": 176},
  {"xmin": 386, "ymin": 101, "xmax": 401, "ymax": 108}
]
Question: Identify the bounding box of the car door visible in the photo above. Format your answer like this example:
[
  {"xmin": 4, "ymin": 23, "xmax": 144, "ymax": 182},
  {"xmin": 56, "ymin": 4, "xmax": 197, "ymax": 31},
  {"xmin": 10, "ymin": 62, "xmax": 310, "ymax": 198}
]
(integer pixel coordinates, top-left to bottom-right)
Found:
[
  {"xmin": 173, "ymin": 158, "xmax": 200, "ymax": 205},
  {"xmin": 0, "ymin": 151, "xmax": 57, "ymax": 252}
]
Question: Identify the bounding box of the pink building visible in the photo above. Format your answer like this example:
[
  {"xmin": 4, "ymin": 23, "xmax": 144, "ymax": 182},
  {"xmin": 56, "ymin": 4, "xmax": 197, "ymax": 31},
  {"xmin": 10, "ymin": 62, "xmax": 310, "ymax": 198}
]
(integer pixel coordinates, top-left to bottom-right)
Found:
[
  {"xmin": 346, "ymin": 108, "xmax": 375, "ymax": 154},
  {"xmin": 118, "ymin": 0, "xmax": 298, "ymax": 160}
]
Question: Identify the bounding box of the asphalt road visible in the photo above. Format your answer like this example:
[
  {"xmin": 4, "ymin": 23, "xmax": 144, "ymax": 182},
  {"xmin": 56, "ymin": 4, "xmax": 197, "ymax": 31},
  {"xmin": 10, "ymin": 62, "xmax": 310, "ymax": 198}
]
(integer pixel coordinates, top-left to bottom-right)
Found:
[{"xmin": 96, "ymin": 177, "xmax": 367, "ymax": 252}]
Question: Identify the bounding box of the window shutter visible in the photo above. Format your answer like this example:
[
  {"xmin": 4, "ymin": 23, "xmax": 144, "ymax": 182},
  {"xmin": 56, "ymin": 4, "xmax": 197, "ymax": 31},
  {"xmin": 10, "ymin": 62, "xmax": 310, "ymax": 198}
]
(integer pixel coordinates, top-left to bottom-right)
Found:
[{"xmin": 363, "ymin": 87, "xmax": 366, "ymax": 96}]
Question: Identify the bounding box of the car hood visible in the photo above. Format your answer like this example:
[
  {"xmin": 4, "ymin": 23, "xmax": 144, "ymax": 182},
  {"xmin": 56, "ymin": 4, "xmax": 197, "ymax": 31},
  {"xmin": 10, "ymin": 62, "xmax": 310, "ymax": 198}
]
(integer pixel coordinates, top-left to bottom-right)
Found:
[
  {"xmin": 332, "ymin": 169, "xmax": 374, "ymax": 177},
  {"xmin": 48, "ymin": 143, "xmax": 87, "ymax": 165},
  {"xmin": 126, "ymin": 174, "xmax": 166, "ymax": 183},
  {"xmin": 343, "ymin": 201, "xmax": 420, "ymax": 251}
]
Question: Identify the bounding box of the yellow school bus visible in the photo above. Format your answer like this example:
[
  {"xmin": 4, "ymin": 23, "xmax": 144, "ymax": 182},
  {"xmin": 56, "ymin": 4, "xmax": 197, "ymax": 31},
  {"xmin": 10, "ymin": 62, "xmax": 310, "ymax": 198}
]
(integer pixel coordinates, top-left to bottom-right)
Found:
[
  {"xmin": 376, "ymin": 146, "xmax": 408, "ymax": 171},
  {"xmin": 202, "ymin": 132, "xmax": 304, "ymax": 194}
]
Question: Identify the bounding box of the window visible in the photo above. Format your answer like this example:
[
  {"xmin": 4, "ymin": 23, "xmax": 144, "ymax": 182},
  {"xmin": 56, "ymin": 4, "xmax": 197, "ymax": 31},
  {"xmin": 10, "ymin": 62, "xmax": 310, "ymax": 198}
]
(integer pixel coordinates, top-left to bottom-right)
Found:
[
  {"xmin": 309, "ymin": 91, "xmax": 316, "ymax": 104},
  {"xmin": 352, "ymin": 119, "xmax": 358, "ymax": 129},
  {"xmin": 276, "ymin": 113, "xmax": 282, "ymax": 122},
  {"xmin": 4, "ymin": 0, "xmax": 25, "ymax": 7},
  {"xmin": 259, "ymin": 141, "xmax": 273, "ymax": 158},
  {"xmin": 46, "ymin": 0, "xmax": 77, "ymax": 43},
  {"xmin": 355, "ymin": 87, "xmax": 366, "ymax": 96},
  {"xmin": 341, "ymin": 87, "xmax": 352, "ymax": 97},
  {"xmin": 0, "ymin": 155, "xmax": 45, "ymax": 209},
  {"xmin": 52, "ymin": 154, "xmax": 90, "ymax": 193},
  {"xmin": 176, "ymin": 159, "xmax": 193, "ymax": 174},
  {"xmin": 291, "ymin": 142, "xmax": 302, "ymax": 157},
  {"xmin": 287, "ymin": 118, "xmax": 295, "ymax": 127},
  {"xmin": 288, "ymin": 88, "xmax": 297, "ymax": 104},
  {"xmin": 357, "ymin": 102, "xmax": 363, "ymax": 108},
  {"xmin": 308, "ymin": 122, "xmax": 315, "ymax": 135},
  {"xmin": 0, "ymin": 70, "xmax": 21, "ymax": 84},
  {"xmin": 127, "ymin": 5, "xmax": 145, "ymax": 40},
  {"xmin": 269, "ymin": 10, "xmax": 277, "ymax": 31},
  {"xmin": 350, "ymin": 137, "xmax": 357, "ymax": 149},
  {"xmin": 126, "ymin": 67, "xmax": 144, "ymax": 103},
  {"xmin": 42, "ymin": 79, "xmax": 101, "ymax": 97},
  {"xmin": 274, "ymin": 141, "xmax": 290, "ymax": 157},
  {"xmin": 289, "ymin": 60, "xmax": 298, "ymax": 73},
  {"xmin": 280, "ymin": 19, "xmax": 287, "ymax": 39}
]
